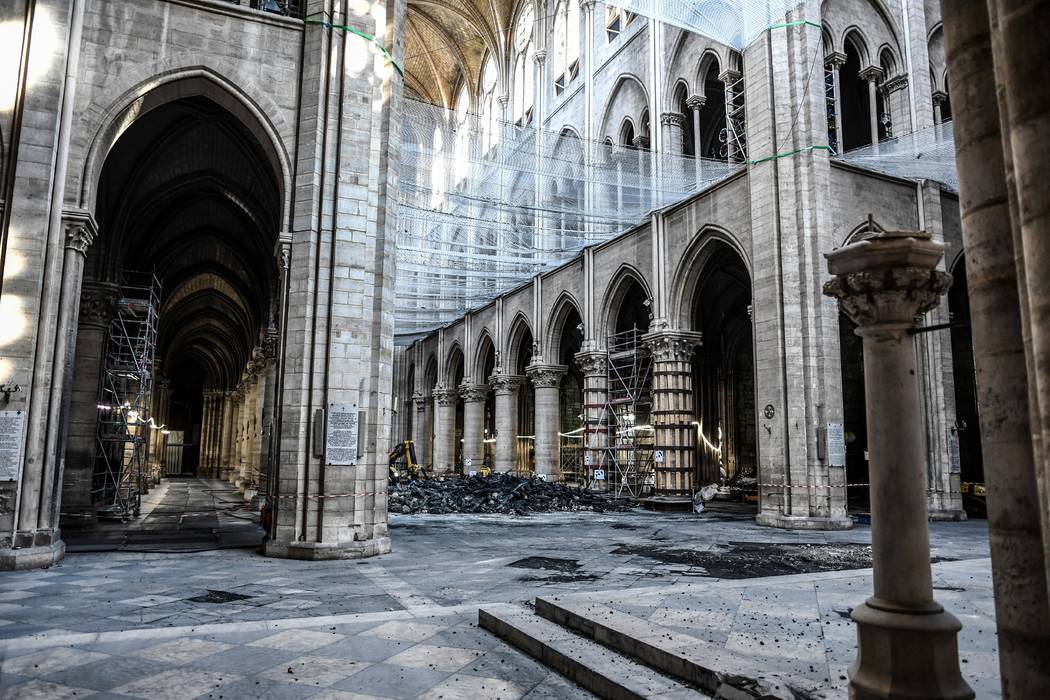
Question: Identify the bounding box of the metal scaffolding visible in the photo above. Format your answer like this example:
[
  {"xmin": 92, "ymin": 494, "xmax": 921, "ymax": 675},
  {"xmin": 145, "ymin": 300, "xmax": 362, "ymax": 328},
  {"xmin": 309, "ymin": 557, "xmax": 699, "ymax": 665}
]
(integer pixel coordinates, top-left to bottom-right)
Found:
[
  {"xmin": 598, "ymin": 327, "xmax": 654, "ymax": 499},
  {"xmin": 92, "ymin": 272, "xmax": 161, "ymax": 520}
]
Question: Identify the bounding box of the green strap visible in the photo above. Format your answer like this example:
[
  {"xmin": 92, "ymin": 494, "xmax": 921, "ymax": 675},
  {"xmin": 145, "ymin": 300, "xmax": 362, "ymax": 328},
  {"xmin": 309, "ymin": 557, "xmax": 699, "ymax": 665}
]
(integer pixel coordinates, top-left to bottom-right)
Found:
[
  {"xmin": 748, "ymin": 144, "xmax": 832, "ymax": 165},
  {"xmin": 304, "ymin": 17, "xmax": 404, "ymax": 78},
  {"xmin": 767, "ymin": 19, "xmax": 821, "ymax": 31}
]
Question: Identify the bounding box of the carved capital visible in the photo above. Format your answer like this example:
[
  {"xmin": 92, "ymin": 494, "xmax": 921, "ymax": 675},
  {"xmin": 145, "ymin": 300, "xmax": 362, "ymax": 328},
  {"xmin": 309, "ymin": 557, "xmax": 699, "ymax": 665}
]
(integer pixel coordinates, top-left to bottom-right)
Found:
[
  {"xmin": 433, "ymin": 385, "xmax": 458, "ymax": 407},
  {"xmin": 641, "ymin": 331, "xmax": 702, "ymax": 363},
  {"xmin": 412, "ymin": 392, "xmax": 427, "ymax": 411},
  {"xmin": 718, "ymin": 69, "xmax": 742, "ymax": 84},
  {"xmin": 574, "ymin": 351, "xmax": 607, "ymax": 377},
  {"xmin": 858, "ymin": 66, "xmax": 885, "ymax": 84},
  {"xmin": 632, "ymin": 135, "xmax": 650, "ymax": 149},
  {"xmin": 78, "ymin": 281, "xmax": 120, "ymax": 330},
  {"xmin": 824, "ymin": 222, "xmax": 951, "ymax": 331},
  {"xmin": 932, "ymin": 90, "xmax": 948, "ymax": 106},
  {"xmin": 660, "ymin": 112, "xmax": 685, "ymax": 129},
  {"xmin": 63, "ymin": 209, "xmax": 98, "ymax": 256},
  {"xmin": 533, "ymin": 49, "xmax": 547, "ymax": 65},
  {"xmin": 824, "ymin": 51, "xmax": 847, "ymax": 69},
  {"xmin": 526, "ymin": 363, "xmax": 567, "ymax": 388},
  {"xmin": 490, "ymin": 373, "xmax": 525, "ymax": 396},
  {"xmin": 459, "ymin": 383, "xmax": 489, "ymax": 403},
  {"xmin": 685, "ymin": 95, "xmax": 706, "ymax": 111},
  {"xmin": 880, "ymin": 74, "xmax": 908, "ymax": 95}
]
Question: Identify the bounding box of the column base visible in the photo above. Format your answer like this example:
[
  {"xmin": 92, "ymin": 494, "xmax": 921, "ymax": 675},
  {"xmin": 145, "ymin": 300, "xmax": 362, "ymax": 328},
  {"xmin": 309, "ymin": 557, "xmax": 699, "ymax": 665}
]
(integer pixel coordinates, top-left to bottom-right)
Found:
[
  {"xmin": 0, "ymin": 540, "xmax": 66, "ymax": 571},
  {"xmin": 263, "ymin": 536, "xmax": 391, "ymax": 561},
  {"xmin": 849, "ymin": 598, "xmax": 974, "ymax": 700},
  {"xmin": 756, "ymin": 511, "xmax": 853, "ymax": 530},
  {"xmin": 928, "ymin": 509, "xmax": 968, "ymax": 522}
]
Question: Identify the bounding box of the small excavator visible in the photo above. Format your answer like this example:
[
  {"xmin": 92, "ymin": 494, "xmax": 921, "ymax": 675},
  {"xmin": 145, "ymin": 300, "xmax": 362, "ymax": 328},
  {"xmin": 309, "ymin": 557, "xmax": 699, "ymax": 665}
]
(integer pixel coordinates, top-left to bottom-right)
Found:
[{"xmin": 389, "ymin": 440, "xmax": 425, "ymax": 481}]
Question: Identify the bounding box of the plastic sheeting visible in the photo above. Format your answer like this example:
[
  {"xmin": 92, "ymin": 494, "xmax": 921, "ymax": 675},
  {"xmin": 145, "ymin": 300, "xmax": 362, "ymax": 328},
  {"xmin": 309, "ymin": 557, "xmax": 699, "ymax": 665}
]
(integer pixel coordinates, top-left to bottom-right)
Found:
[
  {"xmin": 834, "ymin": 120, "xmax": 958, "ymax": 193},
  {"xmin": 395, "ymin": 98, "xmax": 741, "ymax": 335},
  {"xmin": 603, "ymin": 0, "xmax": 802, "ymax": 48}
]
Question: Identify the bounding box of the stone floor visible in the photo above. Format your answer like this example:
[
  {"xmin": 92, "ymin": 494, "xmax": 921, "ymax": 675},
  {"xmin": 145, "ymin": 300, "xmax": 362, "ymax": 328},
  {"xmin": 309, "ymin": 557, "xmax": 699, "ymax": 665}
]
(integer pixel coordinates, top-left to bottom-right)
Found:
[{"xmin": 0, "ymin": 478, "xmax": 999, "ymax": 699}]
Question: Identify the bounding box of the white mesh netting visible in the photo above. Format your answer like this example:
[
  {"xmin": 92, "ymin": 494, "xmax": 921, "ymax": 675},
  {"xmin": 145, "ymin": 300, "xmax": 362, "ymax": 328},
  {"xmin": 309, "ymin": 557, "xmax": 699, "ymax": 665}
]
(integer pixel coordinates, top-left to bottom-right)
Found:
[
  {"xmin": 833, "ymin": 120, "xmax": 958, "ymax": 192},
  {"xmin": 395, "ymin": 97, "xmax": 741, "ymax": 335},
  {"xmin": 603, "ymin": 0, "xmax": 802, "ymax": 48}
]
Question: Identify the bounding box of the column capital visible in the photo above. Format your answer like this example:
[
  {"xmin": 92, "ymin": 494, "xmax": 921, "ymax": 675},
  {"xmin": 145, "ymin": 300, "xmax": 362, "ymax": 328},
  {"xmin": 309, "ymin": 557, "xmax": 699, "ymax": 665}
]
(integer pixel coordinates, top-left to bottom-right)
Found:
[
  {"xmin": 526, "ymin": 363, "xmax": 567, "ymax": 388},
  {"xmin": 412, "ymin": 392, "xmax": 427, "ymax": 409},
  {"xmin": 459, "ymin": 383, "xmax": 489, "ymax": 403},
  {"xmin": 932, "ymin": 90, "xmax": 949, "ymax": 106},
  {"xmin": 433, "ymin": 385, "xmax": 458, "ymax": 406},
  {"xmin": 490, "ymin": 374, "xmax": 525, "ymax": 395},
  {"xmin": 632, "ymin": 135, "xmax": 650, "ymax": 149},
  {"xmin": 824, "ymin": 220, "xmax": 951, "ymax": 332},
  {"xmin": 495, "ymin": 93, "xmax": 509, "ymax": 108},
  {"xmin": 78, "ymin": 281, "xmax": 120, "ymax": 330},
  {"xmin": 718, "ymin": 69, "xmax": 742, "ymax": 84},
  {"xmin": 641, "ymin": 330, "xmax": 703, "ymax": 363},
  {"xmin": 580, "ymin": 0, "xmax": 597, "ymax": 12},
  {"xmin": 685, "ymin": 94, "xmax": 706, "ymax": 111},
  {"xmin": 63, "ymin": 209, "xmax": 98, "ymax": 256},
  {"xmin": 823, "ymin": 51, "xmax": 847, "ymax": 69},
  {"xmin": 573, "ymin": 351, "xmax": 607, "ymax": 377},
  {"xmin": 533, "ymin": 49, "xmax": 547, "ymax": 66},
  {"xmin": 858, "ymin": 65, "xmax": 885, "ymax": 84},
  {"xmin": 660, "ymin": 112, "xmax": 685, "ymax": 128}
]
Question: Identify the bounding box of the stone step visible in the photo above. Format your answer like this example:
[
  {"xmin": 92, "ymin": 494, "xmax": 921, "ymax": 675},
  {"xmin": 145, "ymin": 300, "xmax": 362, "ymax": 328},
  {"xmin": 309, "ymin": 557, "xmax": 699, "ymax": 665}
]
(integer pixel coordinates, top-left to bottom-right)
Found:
[
  {"xmin": 534, "ymin": 597, "xmax": 795, "ymax": 700},
  {"xmin": 479, "ymin": 604, "xmax": 709, "ymax": 699}
]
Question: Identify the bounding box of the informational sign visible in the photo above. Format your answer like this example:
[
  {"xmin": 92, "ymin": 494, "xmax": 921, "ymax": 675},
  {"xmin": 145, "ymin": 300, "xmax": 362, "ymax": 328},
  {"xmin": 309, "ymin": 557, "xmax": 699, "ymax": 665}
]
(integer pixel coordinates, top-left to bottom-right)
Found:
[
  {"xmin": 947, "ymin": 431, "xmax": 961, "ymax": 473},
  {"xmin": 464, "ymin": 457, "xmax": 472, "ymax": 468},
  {"xmin": 584, "ymin": 452, "xmax": 592, "ymax": 466},
  {"xmin": 325, "ymin": 404, "xmax": 359, "ymax": 466},
  {"xmin": 593, "ymin": 468, "xmax": 606, "ymax": 481},
  {"xmin": 468, "ymin": 470, "xmax": 478, "ymax": 477},
  {"xmin": 826, "ymin": 422, "xmax": 845, "ymax": 467},
  {"xmin": 0, "ymin": 410, "xmax": 25, "ymax": 481},
  {"xmin": 653, "ymin": 449, "xmax": 665, "ymax": 464}
]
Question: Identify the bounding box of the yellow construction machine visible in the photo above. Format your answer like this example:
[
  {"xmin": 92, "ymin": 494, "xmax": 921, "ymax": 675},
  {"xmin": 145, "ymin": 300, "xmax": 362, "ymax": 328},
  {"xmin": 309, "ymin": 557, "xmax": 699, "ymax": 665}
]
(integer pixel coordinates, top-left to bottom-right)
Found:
[{"xmin": 389, "ymin": 440, "xmax": 425, "ymax": 481}]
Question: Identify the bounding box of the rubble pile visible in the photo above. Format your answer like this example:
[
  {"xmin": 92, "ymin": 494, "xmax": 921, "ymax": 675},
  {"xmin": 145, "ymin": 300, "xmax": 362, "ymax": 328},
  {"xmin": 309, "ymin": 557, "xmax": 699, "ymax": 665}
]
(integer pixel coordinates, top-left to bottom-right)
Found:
[{"xmin": 389, "ymin": 473, "xmax": 634, "ymax": 516}]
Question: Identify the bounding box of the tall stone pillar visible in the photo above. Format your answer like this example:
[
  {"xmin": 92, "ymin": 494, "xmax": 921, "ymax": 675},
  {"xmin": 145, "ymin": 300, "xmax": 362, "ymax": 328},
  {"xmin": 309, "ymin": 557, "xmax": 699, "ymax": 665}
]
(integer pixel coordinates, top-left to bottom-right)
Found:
[
  {"xmin": 574, "ymin": 351, "xmax": 608, "ymax": 479},
  {"xmin": 660, "ymin": 113, "xmax": 685, "ymax": 159},
  {"xmin": 932, "ymin": 91, "xmax": 947, "ymax": 125},
  {"xmin": 824, "ymin": 228, "xmax": 972, "ymax": 700},
  {"xmin": 460, "ymin": 384, "xmax": 488, "ymax": 471},
  {"xmin": 643, "ymin": 331, "xmax": 702, "ymax": 498},
  {"xmin": 61, "ymin": 280, "xmax": 116, "ymax": 527},
  {"xmin": 263, "ymin": 0, "xmax": 404, "ymax": 561},
  {"xmin": 411, "ymin": 393, "xmax": 426, "ymax": 460},
  {"xmin": 220, "ymin": 390, "xmax": 235, "ymax": 481},
  {"xmin": 491, "ymin": 375, "xmax": 524, "ymax": 474},
  {"xmin": 432, "ymin": 387, "xmax": 458, "ymax": 473},
  {"xmin": 719, "ymin": 70, "xmax": 741, "ymax": 161},
  {"xmin": 527, "ymin": 364, "xmax": 566, "ymax": 479},
  {"xmin": 859, "ymin": 67, "xmax": 884, "ymax": 146},
  {"xmin": 686, "ymin": 95, "xmax": 705, "ymax": 177},
  {"xmin": 200, "ymin": 392, "xmax": 215, "ymax": 478},
  {"xmin": 940, "ymin": 2, "xmax": 1050, "ymax": 691}
]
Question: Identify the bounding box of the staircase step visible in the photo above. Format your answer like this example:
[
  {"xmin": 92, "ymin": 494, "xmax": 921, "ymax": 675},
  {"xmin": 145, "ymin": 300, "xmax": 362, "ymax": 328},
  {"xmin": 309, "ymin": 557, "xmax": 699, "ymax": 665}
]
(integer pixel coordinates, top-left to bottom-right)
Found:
[
  {"xmin": 479, "ymin": 604, "xmax": 708, "ymax": 699},
  {"xmin": 535, "ymin": 598, "xmax": 795, "ymax": 700}
]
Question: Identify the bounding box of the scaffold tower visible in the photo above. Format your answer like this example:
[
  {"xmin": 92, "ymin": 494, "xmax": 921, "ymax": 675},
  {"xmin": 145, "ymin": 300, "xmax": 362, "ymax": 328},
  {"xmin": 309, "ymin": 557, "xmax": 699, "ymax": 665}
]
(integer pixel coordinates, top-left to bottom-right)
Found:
[
  {"xmin": 92, "ymin": 272, "xmax": 161, "ymax": 520},
  {"xmin": 600, "ymin": 327, "xmax": 654, "ymax": 498}
]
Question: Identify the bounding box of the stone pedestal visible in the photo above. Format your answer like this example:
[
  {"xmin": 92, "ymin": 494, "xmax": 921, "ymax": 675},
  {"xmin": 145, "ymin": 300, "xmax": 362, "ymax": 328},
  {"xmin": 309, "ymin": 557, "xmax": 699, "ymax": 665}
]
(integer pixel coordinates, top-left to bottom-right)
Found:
[
  {"xmin": 824, "ymin": 225, "xmax": 973, "ymax": 700},
  {"xmin": 432, "ymin": 387, "xmax": 458, "ymax": 473},
  {"xmin": 491, "ymin": 375, "xmax": 525, "ymax": 474},
  {"xmin": 527, "ymin": 364, "xmax": 567, "ymax": 479},
  {"xmin": 642, "ymin": 331, "xmax": 702, "ymax": 497},
  {"xmin": 460, "ymin": 384, "xmax": 489, "ymax": 471}
]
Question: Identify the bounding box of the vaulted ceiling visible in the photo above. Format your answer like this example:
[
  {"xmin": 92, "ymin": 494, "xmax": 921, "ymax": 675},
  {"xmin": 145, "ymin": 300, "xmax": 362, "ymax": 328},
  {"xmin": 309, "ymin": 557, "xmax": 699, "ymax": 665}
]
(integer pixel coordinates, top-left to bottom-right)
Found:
[{"xmin": 405, "ymin": 0, "xmax": 519, "ymax": 107}]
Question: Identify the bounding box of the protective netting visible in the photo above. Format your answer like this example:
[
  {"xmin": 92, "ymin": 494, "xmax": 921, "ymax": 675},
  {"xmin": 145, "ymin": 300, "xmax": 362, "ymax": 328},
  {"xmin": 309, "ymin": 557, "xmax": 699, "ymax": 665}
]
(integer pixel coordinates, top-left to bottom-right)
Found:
[
  {"xmin": 603, "ymin": 0, "xmax": 801, "ymax": 48},
  {"xmin": 395, "ymin": 98, "xmax": 741, "ymax": 335},
  {"xmin": 834, "ymin": 121, "xmax": 958, "ymax": 192}
]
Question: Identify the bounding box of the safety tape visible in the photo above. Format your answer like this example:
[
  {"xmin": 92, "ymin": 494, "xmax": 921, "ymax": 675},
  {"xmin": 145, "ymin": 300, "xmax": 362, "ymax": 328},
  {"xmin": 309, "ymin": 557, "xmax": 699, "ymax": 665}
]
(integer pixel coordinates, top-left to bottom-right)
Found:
[
  {"xmin": 304, "ymin": 17, "xmax": 405, "ymax": 78},
  {"xmin": 743, "ymin": 482, "xmax": 870, "ymax": 489},
  {"xmin": 272, "ymin": 491, "xmax": 388, "ymax": 501}
]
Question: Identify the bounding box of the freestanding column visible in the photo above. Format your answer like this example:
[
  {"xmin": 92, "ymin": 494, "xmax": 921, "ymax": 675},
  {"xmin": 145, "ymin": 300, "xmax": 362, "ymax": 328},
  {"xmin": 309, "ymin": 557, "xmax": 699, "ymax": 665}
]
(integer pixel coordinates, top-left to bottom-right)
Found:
[
  {"xmin": 432, "ymin": 387, "xmax": 458, "ymax": 473},
  {"xmin": 686, "ymin": 95, "xmax": 705, "ymax": 180},
  {"xmin": 859, "ymin": 67, "xmax": 884, "ymax": 146},
  {"xmin": 574, "ymin": 352, "xmax": 608, "ymax": 481},
  {"xmin": 411, "ymin": 392, "xmax": 427, "ymax": 457},
  {"xmin": 491, "ymin": 375, "xmax": 524, "ymax": 474},
  {"xmin": 460, "ymin": 384, "xmax": 489, "ymax": 471},
  {"xmin": 824, "ymin": 52, "xmax": 846, "ymax": 153},
  {"xmin": 824, "ymin": 226, "xmax": 972, "ymax": 700},
  {"xmin": 642, "ymin": 331, "xmax": 702, "ymax": 498},
  {"xmin": 527, "ymin": 364, "xmax": 567, "ymax": 480}
]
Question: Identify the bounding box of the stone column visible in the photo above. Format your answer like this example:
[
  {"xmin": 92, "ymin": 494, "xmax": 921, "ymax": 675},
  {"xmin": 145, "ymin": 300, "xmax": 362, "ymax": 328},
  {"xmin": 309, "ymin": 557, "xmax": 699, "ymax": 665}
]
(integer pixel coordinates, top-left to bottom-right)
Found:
[
  {"xmin": 220, "ymin": 390, "xmax": 235, "ymax": 480},
  {"xmin": 859, "ymin": 66, "xmax": 884, "ymax": 146},
  {"xmin": 642, "ymin": 331, "xmax": 702, "ymax": 498},
  {"xmin": 932, "ymin": 91, "xmax": 947, "ymax": 125},
  {"xmin": 411, "ymin": 393, "xmax": 427, "ymax": 461},
  {"xmin": 527, "ymin": 364, "xmax": 567, "ymax": 479},
  {"xmin": 660, "ymin": 112, "xmax": 685, "ymax": 159},
  {"xmin": 460, "ymin": 383, "xmax": 488, "ymax": 471},
  {"xmin": 824, "ymin": 228, "xmax": 972, "ymax": 700},
  {"xmin": 201, "ymin": 392, "xmax": 215, "ymax": 477},
  {"xmin": 824, "ymin": 52, "xmax": 846, "ymax": 153},
  {"xmin": 941, "ymin": 1, "xmax": 1050, "ymax": 692},
  {"xmin": 574, "ymin": 351, "xmax": 608, "ymax": 479},
  {"xmin": 432, "ymin": 386, "xmax": 458, "ymax": 473},
  {"xmin": 60, "ymin": 280, "xmax": 117, "ymax": 527},
  {"xmin": 686, "ymin": 95, "xmax": 705, "ymax": 178},
  {"xmin": 491, "ymin": 374, "xmax": 524, "ymax": 474}
]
